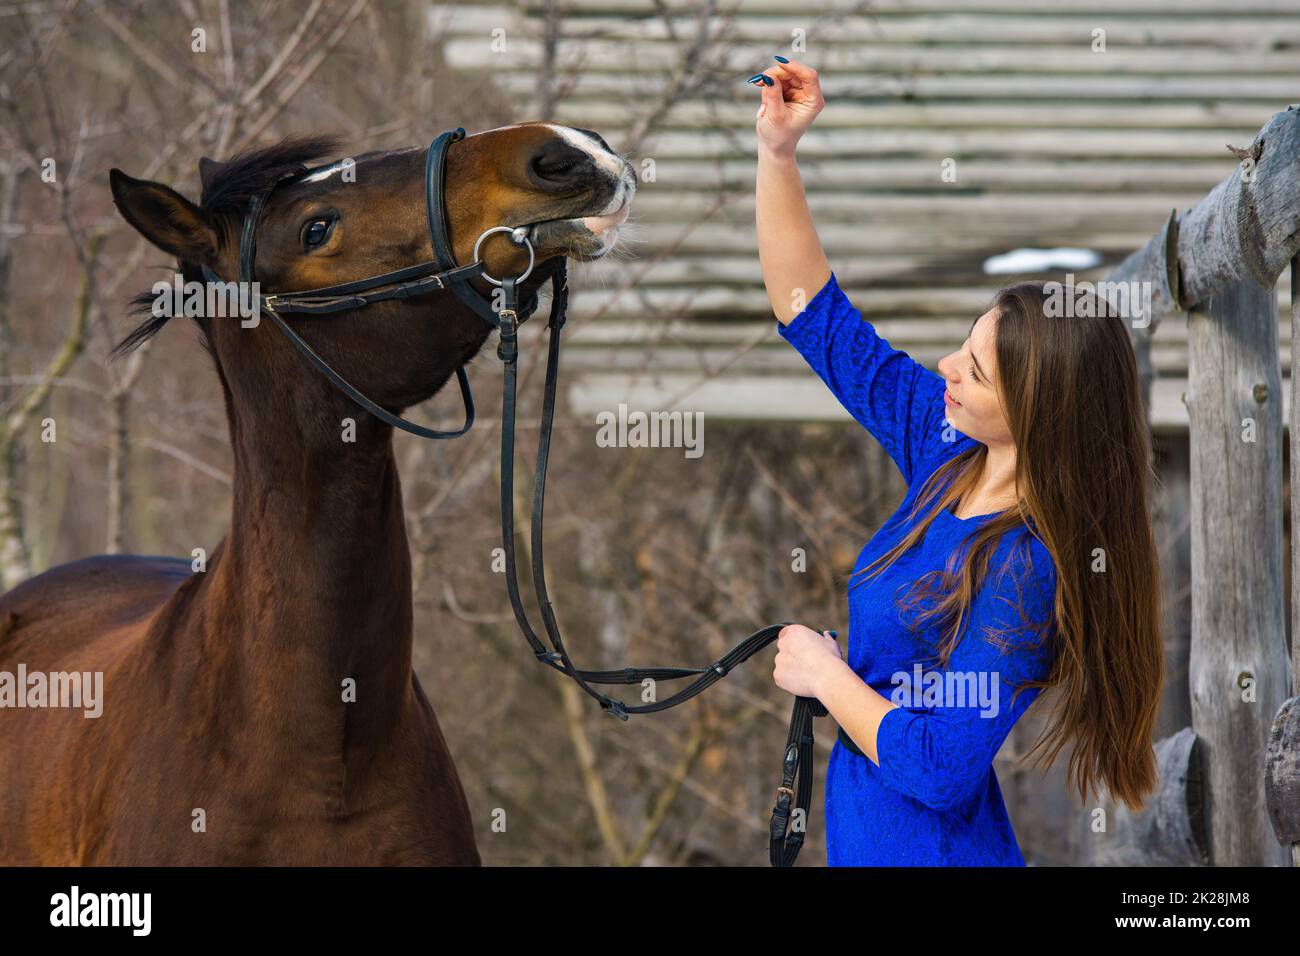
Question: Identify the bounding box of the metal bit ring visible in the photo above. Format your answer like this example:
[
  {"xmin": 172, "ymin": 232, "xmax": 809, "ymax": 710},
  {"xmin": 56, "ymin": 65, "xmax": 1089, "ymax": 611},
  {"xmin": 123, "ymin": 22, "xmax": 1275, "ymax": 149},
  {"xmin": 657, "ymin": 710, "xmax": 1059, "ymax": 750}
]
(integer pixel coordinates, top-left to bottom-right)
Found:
[{"xmin": 473, "ymin": 225, "xmax": 535, "ymax": 286}]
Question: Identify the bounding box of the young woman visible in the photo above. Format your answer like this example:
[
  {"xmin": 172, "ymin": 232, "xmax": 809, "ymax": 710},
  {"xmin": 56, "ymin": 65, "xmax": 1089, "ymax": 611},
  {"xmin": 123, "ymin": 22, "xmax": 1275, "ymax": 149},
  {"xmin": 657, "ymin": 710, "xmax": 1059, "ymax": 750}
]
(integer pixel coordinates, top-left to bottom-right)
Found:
[{"xmin": 752, "ymin": 59, "xmax": 1164, "ymax": 866}]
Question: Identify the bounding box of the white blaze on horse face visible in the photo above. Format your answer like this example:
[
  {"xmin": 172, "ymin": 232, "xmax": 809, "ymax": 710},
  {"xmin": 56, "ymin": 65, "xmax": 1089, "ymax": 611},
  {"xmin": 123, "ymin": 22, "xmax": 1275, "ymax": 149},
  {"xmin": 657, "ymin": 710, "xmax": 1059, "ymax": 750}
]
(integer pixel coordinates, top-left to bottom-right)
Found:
[
  {"xmin": 542, "ymin": 124, "xmax": 635, "ymax": 253},
  {"xmin": 476, "ymin": 121, "xmax": 631, "ymax": 187},
  {"xmin": 542, "ymin": 124, "xmax": 627, "ymax": 179},
  {"xmin": 299, "ymin": 161, "xmax": 349, "ymax": 184},
  {"xmin": 298, "ymin": 147, "xmax": 422, "ymax": 184},
  {"xmin": 298, "ymin": 156, "xmax": 358, "ymax": 183}
]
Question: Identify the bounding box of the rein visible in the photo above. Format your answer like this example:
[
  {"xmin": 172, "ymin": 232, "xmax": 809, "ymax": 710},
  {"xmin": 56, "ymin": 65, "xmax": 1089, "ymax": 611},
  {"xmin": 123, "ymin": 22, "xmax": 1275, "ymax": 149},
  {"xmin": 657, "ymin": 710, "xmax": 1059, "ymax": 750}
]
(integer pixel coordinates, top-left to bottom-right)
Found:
[{"xmin": 203, "ymin": 127, "xmax": 832, "ymax": 867}]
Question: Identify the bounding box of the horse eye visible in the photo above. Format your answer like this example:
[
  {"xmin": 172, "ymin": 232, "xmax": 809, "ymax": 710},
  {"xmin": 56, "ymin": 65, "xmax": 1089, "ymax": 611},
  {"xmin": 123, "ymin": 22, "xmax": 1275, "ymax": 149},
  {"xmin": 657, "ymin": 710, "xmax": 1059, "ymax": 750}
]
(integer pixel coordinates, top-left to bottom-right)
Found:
[{"xmin": 303, "ymin": 218, "xmax": 333, "ymax": 248}]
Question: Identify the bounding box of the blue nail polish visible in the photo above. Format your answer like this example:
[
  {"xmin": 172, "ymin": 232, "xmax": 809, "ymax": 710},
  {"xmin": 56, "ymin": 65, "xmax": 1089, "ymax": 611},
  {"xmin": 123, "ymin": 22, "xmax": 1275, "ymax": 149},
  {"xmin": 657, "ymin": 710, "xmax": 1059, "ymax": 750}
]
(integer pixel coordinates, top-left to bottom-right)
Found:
[
  {"xmin": 828, "ymin": 630, "xmax": 839, "ymax": 639},
  {"xmin": 746, "ymin": 73, "xmax": 764, "ymax": 83},
  {"xmin": 761, "ymin": 75, "xmax": 774, "ymax": 86},
  {"xmin": 774, "ymin": 55, "xmax": 789, "ymax": 63}
]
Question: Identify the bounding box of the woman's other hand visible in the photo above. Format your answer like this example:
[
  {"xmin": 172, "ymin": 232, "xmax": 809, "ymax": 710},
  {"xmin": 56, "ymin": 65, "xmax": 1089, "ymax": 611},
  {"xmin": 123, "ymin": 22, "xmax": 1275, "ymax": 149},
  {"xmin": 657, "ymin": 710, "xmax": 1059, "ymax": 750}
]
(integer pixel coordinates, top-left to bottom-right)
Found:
[{"xmin": 773, "ymin": 623, "xmax": 844, "ymax": 699}]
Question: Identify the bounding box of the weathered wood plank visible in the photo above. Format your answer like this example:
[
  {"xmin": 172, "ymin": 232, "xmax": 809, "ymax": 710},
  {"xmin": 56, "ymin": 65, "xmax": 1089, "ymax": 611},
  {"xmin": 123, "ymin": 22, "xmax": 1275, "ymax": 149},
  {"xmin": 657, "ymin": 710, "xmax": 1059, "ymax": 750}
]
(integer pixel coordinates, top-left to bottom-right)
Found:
[
  {"xmin": 551, "ymin": 101, "xmax": 1274, "ymax": 132},
  {"xmin": 511, "ymin": 0, "xmax": 1300, "ymax": 15},
  {"xmin": 605, "ymin": 221, "xmax": 1164, "ymax": 254},
  {"xmin": 543, "ymin": 158, "xmax": 1248, "ymax": 193},
  {"xmin": 444, "ymin": 37, "xmax": 1300, "ymax": 75},
  {"xmin": 482, "ymin": 70, "xmax": 1300, "ymax": 101},
  {"xmin": 632, "ymin": 192, "xmax": 1200, "ymax": 221},
  {"xmin": 631, "ymin": 129, "xmax": 1278, "ymax": 159},
  {"xmin": 1187, "ymin": 279, "xmax": 1290, "ymax": 864},
  {"xmin": 450, "ymin": 4, "xmax": 1300, "ymax": 45}
]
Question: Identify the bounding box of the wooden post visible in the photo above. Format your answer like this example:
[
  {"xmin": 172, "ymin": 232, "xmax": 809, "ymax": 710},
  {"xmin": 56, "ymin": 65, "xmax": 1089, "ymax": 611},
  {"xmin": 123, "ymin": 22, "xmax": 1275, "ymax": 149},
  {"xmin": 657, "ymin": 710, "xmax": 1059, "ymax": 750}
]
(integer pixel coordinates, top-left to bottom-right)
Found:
[
  {"xmin": 1268, "ymin": 257, "xmax": 1300, "ymax": 863},
  {"xmin": 1102, "ymin": 106, "xmax": 1300, "ymax": 867},
  {"xmin": 1188, "ymin": 279, "xmax": 1290, "ymax": 865}
]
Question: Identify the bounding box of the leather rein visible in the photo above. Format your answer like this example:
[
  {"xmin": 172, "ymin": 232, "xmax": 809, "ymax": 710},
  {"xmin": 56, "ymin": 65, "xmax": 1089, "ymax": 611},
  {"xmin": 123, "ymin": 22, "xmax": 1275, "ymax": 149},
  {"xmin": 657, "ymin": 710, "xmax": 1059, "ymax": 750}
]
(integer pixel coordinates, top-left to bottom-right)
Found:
[{"xmin": 201, "ymin": 127, "xmax": 831, "ymax": 867}]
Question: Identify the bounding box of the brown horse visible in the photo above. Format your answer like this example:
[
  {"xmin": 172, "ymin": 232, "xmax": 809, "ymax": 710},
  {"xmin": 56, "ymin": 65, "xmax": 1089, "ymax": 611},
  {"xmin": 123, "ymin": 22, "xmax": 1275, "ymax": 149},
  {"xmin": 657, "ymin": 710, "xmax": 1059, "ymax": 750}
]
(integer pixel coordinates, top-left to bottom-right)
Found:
[{"xmin": 0, "ymin": 123, "xmax": 635, "ymax": 864}]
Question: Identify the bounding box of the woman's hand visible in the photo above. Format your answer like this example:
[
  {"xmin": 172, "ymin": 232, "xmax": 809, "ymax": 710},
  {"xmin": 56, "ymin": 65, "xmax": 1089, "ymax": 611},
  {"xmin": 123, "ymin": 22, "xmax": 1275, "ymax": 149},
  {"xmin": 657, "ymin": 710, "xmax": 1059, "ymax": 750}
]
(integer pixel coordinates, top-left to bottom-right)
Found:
[
  {"xmin": 753, "ymin": 58, "xmax": 825, "ymax": 160},
  {"xmin": 773, "ymin": 624, "xmax": 844, "ymax": 699}
]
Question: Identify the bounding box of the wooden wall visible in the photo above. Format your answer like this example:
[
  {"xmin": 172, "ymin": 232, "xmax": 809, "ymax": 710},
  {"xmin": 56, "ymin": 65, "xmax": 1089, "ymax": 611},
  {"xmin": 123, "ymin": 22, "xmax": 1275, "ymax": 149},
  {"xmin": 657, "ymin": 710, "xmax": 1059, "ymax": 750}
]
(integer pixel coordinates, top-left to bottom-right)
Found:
[{"xmin": 441, "ymin": 0, "xmax": 1295, "ymax": 429}]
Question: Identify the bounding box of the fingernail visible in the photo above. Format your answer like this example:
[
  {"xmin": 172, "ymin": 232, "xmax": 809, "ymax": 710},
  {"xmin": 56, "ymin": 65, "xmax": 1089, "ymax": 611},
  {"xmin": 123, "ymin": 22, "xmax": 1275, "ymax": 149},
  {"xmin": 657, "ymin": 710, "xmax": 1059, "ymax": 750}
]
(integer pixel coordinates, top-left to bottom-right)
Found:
[
  {"xmin": 760, "ymin": 75, "xmax": 774, "ymax": 86},
  {"xmin": 828, "ymin": 630, "xmax": 839, "ymax": 639},
  {"xmin": 746, "ymin": 73, "xmax": 764, "ymax": 83},
  {"xmin": 774, "ymin": 55, "xmax": 789, "ymax": 63}
]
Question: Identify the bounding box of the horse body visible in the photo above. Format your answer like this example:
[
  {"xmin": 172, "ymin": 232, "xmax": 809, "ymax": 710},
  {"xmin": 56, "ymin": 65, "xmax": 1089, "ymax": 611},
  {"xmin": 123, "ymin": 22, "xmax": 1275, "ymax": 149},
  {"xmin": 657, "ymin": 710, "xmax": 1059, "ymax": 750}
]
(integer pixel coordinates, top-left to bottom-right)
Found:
[
  {"xmin": 0, "ymin": 122, "xmax": 632, "ymax": 865},
  {"xmin": 0, "ymin": 513, "xmax": 478, "ymax": 866}
]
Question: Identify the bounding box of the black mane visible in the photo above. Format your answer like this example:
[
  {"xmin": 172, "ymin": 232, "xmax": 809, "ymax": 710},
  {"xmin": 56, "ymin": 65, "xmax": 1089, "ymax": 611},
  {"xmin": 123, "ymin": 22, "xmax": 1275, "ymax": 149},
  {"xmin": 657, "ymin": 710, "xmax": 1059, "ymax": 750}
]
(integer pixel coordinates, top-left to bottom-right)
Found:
[
  {"xmin": 198, "ymin": 135, "xmax": 344, "ymax": 216},
  {"xmin": 112, "ymin": 135, "xmax": 345, "ymax": 358}
]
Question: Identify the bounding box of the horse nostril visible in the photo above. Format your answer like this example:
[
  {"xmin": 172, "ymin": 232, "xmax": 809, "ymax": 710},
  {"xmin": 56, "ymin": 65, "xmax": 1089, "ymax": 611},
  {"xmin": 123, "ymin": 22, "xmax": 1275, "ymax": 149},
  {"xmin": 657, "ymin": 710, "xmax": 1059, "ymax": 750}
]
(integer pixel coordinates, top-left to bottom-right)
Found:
[{"xmin": 528, "ymin": 141, "xmax": 592, "ymax": 187}]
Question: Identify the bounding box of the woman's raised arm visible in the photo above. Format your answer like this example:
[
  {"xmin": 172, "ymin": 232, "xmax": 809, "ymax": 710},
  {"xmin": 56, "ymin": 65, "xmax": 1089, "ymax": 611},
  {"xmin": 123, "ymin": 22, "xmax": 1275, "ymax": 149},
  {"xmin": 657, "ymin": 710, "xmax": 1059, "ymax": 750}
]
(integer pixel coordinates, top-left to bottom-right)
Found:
[
  {"xmin": 753, "ymin": 59, "xmax": 831, "ymax": 324},
  {"xmin": 752, "ymin": 59, "xmax": 957, "ymax": 485}
]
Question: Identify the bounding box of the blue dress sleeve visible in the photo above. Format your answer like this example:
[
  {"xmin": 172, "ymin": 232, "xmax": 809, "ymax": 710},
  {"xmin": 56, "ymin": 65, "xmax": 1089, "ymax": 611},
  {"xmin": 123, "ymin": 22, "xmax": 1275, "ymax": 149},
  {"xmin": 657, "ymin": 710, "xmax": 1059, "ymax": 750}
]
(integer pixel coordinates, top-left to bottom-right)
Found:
[
  {"xmin": 872, "ymin": 539, "xmax": 1058, "ymax": 811},
  {"xmin": 777, "ymin": 271, "xmax": 957, "ymax": 485}
]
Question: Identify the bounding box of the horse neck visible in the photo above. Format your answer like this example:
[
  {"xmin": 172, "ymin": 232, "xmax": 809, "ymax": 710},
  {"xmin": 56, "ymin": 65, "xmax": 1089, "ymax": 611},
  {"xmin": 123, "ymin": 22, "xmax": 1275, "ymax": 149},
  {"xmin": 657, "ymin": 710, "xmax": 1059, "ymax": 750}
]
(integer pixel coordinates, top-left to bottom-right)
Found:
[{"xmin": 196, "ymin": 374, "xmax": 417, "ymax": 750}]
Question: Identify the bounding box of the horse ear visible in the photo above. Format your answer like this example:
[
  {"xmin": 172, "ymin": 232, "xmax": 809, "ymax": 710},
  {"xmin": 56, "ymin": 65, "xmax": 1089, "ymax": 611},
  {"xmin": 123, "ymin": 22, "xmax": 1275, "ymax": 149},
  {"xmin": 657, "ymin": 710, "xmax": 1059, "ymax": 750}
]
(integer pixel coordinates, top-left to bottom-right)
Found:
[
  {"xmin": 198, "ymin": 156, "xmax": 224, "ymax": 193},
  {"xmin": 109, "ymin": 169, "xmax": 221, "ymax": 268}
]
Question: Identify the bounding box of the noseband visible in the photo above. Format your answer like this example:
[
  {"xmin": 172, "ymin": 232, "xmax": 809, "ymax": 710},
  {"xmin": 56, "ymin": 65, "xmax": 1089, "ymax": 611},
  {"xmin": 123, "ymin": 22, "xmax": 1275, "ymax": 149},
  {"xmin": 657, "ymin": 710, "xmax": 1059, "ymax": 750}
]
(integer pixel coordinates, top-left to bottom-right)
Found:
[{"xmin": 203, "ymin": 127, "xmax": 828, "ymax": 867}]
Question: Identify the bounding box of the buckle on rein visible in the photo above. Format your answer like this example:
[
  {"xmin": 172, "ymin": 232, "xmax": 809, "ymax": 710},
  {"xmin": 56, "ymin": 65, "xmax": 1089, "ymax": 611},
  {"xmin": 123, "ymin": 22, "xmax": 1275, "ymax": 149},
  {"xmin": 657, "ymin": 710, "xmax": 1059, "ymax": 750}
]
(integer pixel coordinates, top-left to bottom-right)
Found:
[
  {"xmin": 496, "ymin": 307, "xmax": 518, "ymax": 362},
  {"xmin": 775, "ymin": 742, "xmax": 800, "ymax": 809}
]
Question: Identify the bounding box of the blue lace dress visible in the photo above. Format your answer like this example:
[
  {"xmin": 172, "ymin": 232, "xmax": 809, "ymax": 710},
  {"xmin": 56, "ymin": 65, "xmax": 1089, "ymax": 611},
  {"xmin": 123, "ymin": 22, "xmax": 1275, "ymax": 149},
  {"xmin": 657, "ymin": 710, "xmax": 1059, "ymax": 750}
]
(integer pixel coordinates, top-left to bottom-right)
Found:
[{"xmin": 777, "ymin": 272, "xmax": 1058, "ymax": 866}]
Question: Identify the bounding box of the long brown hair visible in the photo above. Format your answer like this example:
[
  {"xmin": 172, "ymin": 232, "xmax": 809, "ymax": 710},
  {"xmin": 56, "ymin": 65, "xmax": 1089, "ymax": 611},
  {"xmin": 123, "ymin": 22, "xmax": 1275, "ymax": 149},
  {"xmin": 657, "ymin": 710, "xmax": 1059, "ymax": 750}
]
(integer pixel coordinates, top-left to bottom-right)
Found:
[{"xmin": 848, "ymin": 281, "xmax": 1163, "ymax": 812}]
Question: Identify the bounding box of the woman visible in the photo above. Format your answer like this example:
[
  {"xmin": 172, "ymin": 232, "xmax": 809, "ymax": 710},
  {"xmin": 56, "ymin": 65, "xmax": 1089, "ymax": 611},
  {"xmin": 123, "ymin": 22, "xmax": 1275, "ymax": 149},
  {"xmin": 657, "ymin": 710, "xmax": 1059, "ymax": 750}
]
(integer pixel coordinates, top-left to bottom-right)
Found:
[{"xmin": 753, "ymin": 59, "xmax": 1164, "ymax": 866}]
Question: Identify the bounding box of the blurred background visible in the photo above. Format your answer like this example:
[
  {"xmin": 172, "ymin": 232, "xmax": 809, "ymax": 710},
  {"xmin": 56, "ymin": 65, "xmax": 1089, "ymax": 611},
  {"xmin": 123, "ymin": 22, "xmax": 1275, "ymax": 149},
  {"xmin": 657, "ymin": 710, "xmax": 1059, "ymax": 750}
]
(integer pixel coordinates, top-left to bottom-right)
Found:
[{"xmin": 1, "ymin": 0, "xmax": 1294, "ymax": 865}]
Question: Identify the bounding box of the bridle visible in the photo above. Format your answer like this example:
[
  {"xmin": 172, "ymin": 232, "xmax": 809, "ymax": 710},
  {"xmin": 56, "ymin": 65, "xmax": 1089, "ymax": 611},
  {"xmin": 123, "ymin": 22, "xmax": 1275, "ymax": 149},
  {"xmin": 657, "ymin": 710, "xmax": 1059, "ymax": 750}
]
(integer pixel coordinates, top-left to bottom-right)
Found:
[{"xmin": 202, "ymin": 127, "xmax": 831, "ymax": 867}]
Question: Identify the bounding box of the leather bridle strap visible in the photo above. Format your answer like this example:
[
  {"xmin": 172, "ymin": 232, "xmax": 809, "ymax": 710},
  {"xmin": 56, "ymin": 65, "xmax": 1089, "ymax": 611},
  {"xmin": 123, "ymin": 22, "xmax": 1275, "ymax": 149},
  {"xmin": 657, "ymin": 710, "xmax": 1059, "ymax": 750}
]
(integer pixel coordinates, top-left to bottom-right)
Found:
[
  {"xmin": 259, "ymin": 307, "xmax": 480, "ymax": 440},
  {"xmin": 251, "ymin": 260, "xmax": 490, "ymax": 315},
  {"xmin": 489, "ymin": 267, "xmax": 830, "ymax": 865},
  {"xmin": 426, "ymin": 128, "xmax": 514, "ymax": 328}
]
